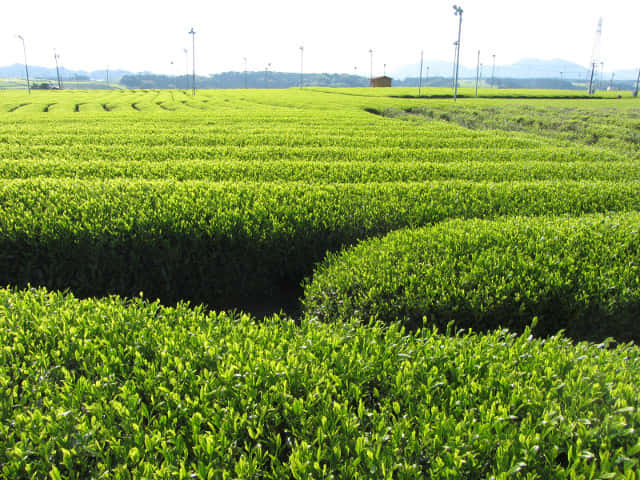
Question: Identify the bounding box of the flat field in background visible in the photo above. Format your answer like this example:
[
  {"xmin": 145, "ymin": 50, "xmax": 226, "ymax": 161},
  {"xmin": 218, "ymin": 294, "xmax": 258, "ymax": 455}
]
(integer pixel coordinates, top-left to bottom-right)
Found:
[
  {"xmin": 1, "ymin": 87, "xmax": 638, "ymax": 313},
  {"xmin": 1, "ymin": 87, "xmax": 640, "ymax": 478}
]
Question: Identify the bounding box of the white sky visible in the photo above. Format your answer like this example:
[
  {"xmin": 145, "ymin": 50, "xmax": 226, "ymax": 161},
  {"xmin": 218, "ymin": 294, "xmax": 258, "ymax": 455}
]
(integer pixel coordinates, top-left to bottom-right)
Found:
[{"xmin": 1, "ymin": 0, "xmax": 638, "ymax": 76}]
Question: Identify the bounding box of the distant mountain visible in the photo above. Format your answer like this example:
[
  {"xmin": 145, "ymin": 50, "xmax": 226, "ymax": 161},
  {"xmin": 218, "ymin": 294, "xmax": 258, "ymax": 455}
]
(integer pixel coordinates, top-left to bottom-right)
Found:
[
  {"xmin": 2, "ymin": 58, "xmax": 637, "ymax": 88},
  {"xmin": 120, "ymin": 71, "xmax": 369, "ymax": 89},
  {"xmin": 393, "ymin": 58, "xmax": 638, "ymax": 81},
  {"xmin": 0, "ymin": 64, "xmax": 132, "ymax": 82},
  {"xmin": 393, "ymin": 60, "xmax": 474, "ymax": 80},
  {"xmin": 503, "ymin": 59, "xmax": 588, "ymax": 79}
]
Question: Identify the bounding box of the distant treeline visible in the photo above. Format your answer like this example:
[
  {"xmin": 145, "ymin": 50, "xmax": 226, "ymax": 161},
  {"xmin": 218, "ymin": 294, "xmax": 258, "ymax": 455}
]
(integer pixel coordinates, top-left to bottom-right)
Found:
[
  {"xmin": 395, "ymin": 77, "xmax": 638, "ymax": 91},
  {"xmin": 120, "ymin": 71, "xmax": 370, "ymax": 89},
  {"xmin": 119, "ymin": 71, "xmax": 638, "ymax": 91}
]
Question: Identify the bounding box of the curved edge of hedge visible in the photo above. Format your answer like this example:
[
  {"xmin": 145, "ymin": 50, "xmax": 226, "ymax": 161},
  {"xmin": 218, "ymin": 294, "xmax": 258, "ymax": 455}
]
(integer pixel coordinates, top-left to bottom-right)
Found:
[
  {"xmin": 302, "ymin": 213, "xmax": 640, "ymax": 342},
  {"xmin": 2, "ymin": 286, "xmax": 640, "ymax": 478}
]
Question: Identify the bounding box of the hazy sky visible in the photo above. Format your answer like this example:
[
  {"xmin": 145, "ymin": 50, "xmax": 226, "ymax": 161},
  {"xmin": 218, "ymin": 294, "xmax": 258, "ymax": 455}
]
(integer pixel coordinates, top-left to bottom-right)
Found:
[{"xmin": 1, "ymin": 0, "xmax": 638, "ymax": 77}]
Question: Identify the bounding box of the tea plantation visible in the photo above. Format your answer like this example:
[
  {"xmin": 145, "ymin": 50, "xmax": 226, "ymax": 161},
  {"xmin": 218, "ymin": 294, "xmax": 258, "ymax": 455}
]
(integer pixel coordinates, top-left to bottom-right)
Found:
[{"xmin": 1, "ymin": 87, "xmax": 639, "ymax": 478}]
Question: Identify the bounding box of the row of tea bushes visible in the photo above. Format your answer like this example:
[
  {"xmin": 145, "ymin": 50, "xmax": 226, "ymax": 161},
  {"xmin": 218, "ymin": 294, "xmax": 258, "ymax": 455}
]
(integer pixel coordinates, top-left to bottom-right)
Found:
[
  {"xmin": 1, "ymin": 158, "xmax": 638, "ymax": 183},
  {"xmin": 303, "ymin": 213, "xmax": 640, "ymax": 342},
  {"xmin": 1, "ymin": 287, "xmax": 639, "ymax": 478},
  {"xmin": 1, "ymin": 179, "xmax": 639, "ymax": 309}
]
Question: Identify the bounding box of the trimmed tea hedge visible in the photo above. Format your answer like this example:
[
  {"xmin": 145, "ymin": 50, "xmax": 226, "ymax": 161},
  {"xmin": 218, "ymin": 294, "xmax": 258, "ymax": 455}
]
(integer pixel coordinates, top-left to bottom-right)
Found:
[
  {"xmin": 302, "ymin": 213, "xmax": 640, "ymax": 342},
  {"xmin": 1, "ymin": 287, "xmax": 640, "ymax": 478},
  {"xmin": 1, "ymin": 180, "xmax": 639, "ymax": 310}
]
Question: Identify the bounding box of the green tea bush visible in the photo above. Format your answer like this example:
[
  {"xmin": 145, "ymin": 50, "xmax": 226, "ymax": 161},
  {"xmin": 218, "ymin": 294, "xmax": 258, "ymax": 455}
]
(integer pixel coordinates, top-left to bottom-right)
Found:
[
  {"xmin": 303, "ymin": 213, "xmax": 640, "ymax": 342},
  {"xmin": 1, "ymin": 180, "xmax": 639, "ymax": 310},
  {"xmin": 1, "ymin": 286, "xmax": 639, "ymax": 478}
]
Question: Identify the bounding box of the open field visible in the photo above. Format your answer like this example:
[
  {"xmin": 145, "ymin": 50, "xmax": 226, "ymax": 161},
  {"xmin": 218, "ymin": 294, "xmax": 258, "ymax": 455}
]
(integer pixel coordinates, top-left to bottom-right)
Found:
[{"xmin": 1, "ymin": 87, "xmax": 640, "ymax": 478}]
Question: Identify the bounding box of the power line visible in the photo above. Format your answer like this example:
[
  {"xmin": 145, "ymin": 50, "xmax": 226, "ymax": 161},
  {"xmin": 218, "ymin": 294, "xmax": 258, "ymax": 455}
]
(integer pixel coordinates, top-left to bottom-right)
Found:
[
  {"xmin": 299, "ymin": 46, "xmax": 304, "ymax": 88},
  {"xmin": 369, "ymin": 49, "xmax": 373, "ymax": 84},
  {"xmin": 491, "ymin": 54, "xmax": 496, "ymax": 88},
  {"xmin": 16, "ymin": 35, "xmax": 30, "ymax": 94},
  {"xmin": 54, "ymin": 49, "xmax": 62, "ymax": 89},
  {"xmin": 418, "ymin": 50, "xmax": 424, "ymax": 96},
  {"xmin": 452, "ymin": 5, "xmax": 463, "ymax": 102},
  {"xmin": 188, "ymin": 28, "xmax": 196, "ymax": 96},
  {"xmin": 588, "ymin": 18, "xmax": 602, "ymax": 95},
  {"xmin": 475, "ymin": 50, "xmax": 480, "ymax": 97}
]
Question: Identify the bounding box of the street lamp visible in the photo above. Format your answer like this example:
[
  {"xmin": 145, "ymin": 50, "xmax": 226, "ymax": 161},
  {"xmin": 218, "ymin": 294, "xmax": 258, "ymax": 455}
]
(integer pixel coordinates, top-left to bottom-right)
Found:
[
  {"xmin": 299, "ymin": 46, "xmax": 304, "ymax": 88},
  {"xmin": 188, "ymin": 28, "xmax": 196, "ymax": 95},
  {"xmin": 452, "ymin": 5, "xmax": 463, "ymax": 102},
  {"xmin": 17, "ymin": 35, "xmax": 30, "ymax": 94},
  {"xmin": 54, "ymin": 49, "xmax": 63, "ymax": 89},
  {"xmin": 264, "ymin": 63, "xmax": 271, "ymax": 87},
  {"xmin": 419, "ymin": 50, "xmax": 424, "ymax": 97},
  {"xmin": 369, "ymin": 49, "xmax": 373, "ymax": 84},
  {"xmin": 475, "ymin": 50, "xmax": 480, "ymax": 98},
  {"xmin": 491, "ymin": 54, "xmax": 496, "ymax": 88},
  {"xmin": 243, "ymin": 57, "xmax": 248, "ymax": 89},
  {"xmin": 183, "ymin": 48, "xmax": 189, "ymax": 90}
]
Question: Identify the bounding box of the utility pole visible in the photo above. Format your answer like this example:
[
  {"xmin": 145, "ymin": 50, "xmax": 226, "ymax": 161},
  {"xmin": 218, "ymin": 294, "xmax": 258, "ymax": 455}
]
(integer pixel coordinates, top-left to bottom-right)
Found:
[
  {"xmin": 54, "ymin": 49, "xmax": 62, "ymax": 89},
  {"xmin": 634, "ymin": 68, "xmax": 640, "ymax": 97},
  {"xmin": 188, "ymin": 28, "xmax": 196, "ymax": 95},
  {"xmin": 243, "ymin": 57, "xmax": 248, "ymax": 89},
  {"xmin": 183, "ymin": 48, "xmax": 189, "ymax": 90},
  {"xmin": 264, "ymin": 63, "xmax": 271, "ymax": 87},
  {"xmin": 452, "ymin": 5, "xmax": 463, "ymax": 102},
  {"xmin": 491, "ymin": 54, "xmax": 496, "ymax": 88},
  {"xmin": 369, "ymin": 49, "xmax": 373, "ymax": 85},
  {"xmin": 418, "ymin": 50, "xmax": 424, "ymax": 97},
  {"xmin": 588, "ymin": 18, "xmax": 602, "ymax": 95},
  {"xmin": 475, "ymin": 50, "xmax": 480, "ymax": 97},
  {"xmin": 299, "ymin": 46, "xmax": 304, "ymax": 88},
  {"xmin": 17, "ymin": 35, "xmax": 30, "ymax": 94}
]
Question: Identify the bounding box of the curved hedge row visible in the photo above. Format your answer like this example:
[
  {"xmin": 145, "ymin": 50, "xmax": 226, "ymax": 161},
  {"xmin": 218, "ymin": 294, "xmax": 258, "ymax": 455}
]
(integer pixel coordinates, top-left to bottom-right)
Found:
[
  {"xmin": 1, "ymin": 159, "xmax": 638, "ymax": 183},
  {"xmin": 302, "ymin": 213, "xmax": 640, "ymax": 342},
  {"xmin": 2, "ymin": 287, "xmax": 639, "ymax": 478},
  {"xmin": 1, "ymin": 180, "xmax": 639, "ymax": 310},
  {"xmin": 0, "ymin": 144, "xmax": 626, "ymax": 163}
]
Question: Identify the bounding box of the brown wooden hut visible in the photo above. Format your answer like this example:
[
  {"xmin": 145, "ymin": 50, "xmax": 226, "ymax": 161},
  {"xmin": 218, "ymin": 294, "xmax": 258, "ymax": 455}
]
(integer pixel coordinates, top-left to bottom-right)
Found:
[{"xmin": 370, "ymin": 76, "xmax": 392, "ymax": 87}]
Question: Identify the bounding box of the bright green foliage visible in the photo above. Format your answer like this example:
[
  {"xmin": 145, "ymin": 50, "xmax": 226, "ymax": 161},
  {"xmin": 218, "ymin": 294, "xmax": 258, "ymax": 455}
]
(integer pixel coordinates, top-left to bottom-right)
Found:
[
  {"xmin": 381, "ymin": 103, "xmax": 640, "ymax": 156},
  {"xmin": 1, "ymin": 287, "xmax": 640, "ymax": 479},
  {"xmin": 1, "ymin": 179, "xmax": 639, "ymax": 308},
  {"xmin": 303, "ymin": 213, "xmax": 640, "ymax": 342},
  {"xmin": 1, "ymin": 88, "xmax": 640, "ymax": 478},
  {"xmin": 0, "ymin": 88, "xmax": 639, "ymax": 311}
]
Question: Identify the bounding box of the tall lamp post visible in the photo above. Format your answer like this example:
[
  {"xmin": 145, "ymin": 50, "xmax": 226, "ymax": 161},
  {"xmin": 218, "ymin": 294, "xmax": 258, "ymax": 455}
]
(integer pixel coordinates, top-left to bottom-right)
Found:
[
  {"xmin": 299, "ymin": 46, "xmax": 304, "ymax": 88},
  {"xmin": 491, "ymin": 54, "xmax": 496, "ymax": 88},
  {"xmin": 188, "ymin": 28, "xmax": 196, "ymax": 95},
  {"xmin": 475, "ymin": 50, "xmax": 480, "ymax": 97},
  {"xmin": 17, "ymin": 35, "xmax": 30, "ymax": 94},
  {"xmin": 54, "ymin": 49, "xmax": 63, "ymax": 89},
  {"xmin": 183, "ymin": 48, "xmax": 189, "ymax": 90},
  {"xmin": 452, "ymin": 5, "xmax": 463, "ymax": 102},
  {"xmin": 243, "ymin": 57, "xmax": 248, "ymax": 89},
  {"xmin": 418, "ymin": 50, "xmax": 424, "ymax": 97},
  {"xmin": 369, "ymin": 49, "xmax": 373, "ymax": 85}
]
